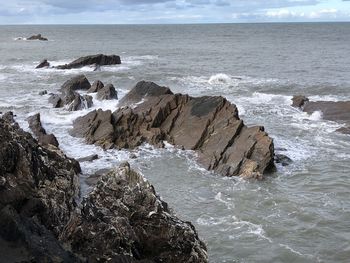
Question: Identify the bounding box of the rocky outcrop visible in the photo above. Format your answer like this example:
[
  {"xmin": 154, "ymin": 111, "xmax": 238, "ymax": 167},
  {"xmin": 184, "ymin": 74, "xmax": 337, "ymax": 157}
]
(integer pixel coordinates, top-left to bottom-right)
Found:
[
  {"xmin": 97, "ymin": 83, "xmax": 118, "ymax": 100},
  {"xmin": 61, "ymin": 162, "xmax": 208, "ymax": 262},
  {"xmin": 0, "ymin": 113, "xmax": 81, "ymax": 262},
  {"xmin": 49, "ymin": 75, "xmax": 93, "ymax": 111},
  {"xmin": 87, "ymin": 80, "xmax": 104, "ymax": 93},
  {"xmin": 291, "ymin": 95, "xmax": 309, "ymax": 108},
  {"xmin": 55, "ymin": 54, "xmax": 121, "ymax": 70},
  {"xmin": 28, "ymin": 113, "xmax": 59, "ymax": 147},
  {"xmin": 0, "ymin": 114, "xmax": 208, "ymax": 262},
  {"xmin": 292, "ymin": 95, "xmax": 350, "ymax": 134},
  {"xmin": 72, "ymin": 81, "xmax": 275, "ymax": 178},
  {"xmin": 27, "ymin": 34, "xmax": 48, "ymax": 41},
  {"xmin": 35, "ymin": 59, "xmax": 50, "ymax": 69}
]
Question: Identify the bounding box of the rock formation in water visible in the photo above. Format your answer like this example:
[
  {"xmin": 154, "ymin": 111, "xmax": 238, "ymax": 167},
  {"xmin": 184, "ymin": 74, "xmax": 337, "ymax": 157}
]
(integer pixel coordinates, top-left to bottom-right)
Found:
[
  {"xmin": 87, "ymin": 80, "xmax": 105, "ymax": 93},
  {"xmin": 49, "ymin": 74, "xmax": 93, "ymax": 111},
  {"xmin": 27, "ymin": 34, "xmax": 48, "ymax": 41},
  {"xmin": 96, "ymin": 83, "xmax": 118, "ymax": 100},
  {"xmin": 0, "ymin": 113, "xmax": 208, "ymax": 262},
  {"xmin": 55, "ymin": 54, "xmax": 121, "ymax": 69},
  {"xmin": 27, "ymin": 113, "xmax": 59, "ymax": 147},
  {"xmin": 71, "ymin": 81, "xmax": 275, "ymax": 178},
  {"xmin": 292, "ymin": 95, "xmax": 350, "ymax": 134},
  {"xmin": 35, "ymin": 59, "xmax": 50, "ymax": 69}
]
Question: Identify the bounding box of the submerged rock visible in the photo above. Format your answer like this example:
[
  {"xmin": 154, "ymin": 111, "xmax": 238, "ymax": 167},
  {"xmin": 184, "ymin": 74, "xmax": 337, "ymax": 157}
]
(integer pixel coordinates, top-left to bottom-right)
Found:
[
  {"xmin": 55, "ymin": 54, "xmax": 121, "ymax": 70},
  {"xmin": 35, "ymin": 59, "xmax": 50, "ymax": 69},
  {"xmin": 77, "ymin": 154, "xmax": 99, "ymax": 162},
  {"xmin": 292, "ymin": 95, "xmax": 350, "ymax": 134},
  {"xmin": 72, "ymin": 81, "xmax": 275, "ymax": 178},
  {"xmin": 28, "ymin": 113, "xmax": 59, "ymax": 147},
  {"xmin": 274, "ymin": 154, "xmax": 293, "ymax": 166},
  {"xmin": 61, "ymin": 162, "xmax": 208, "ymax": 263},
  {"xmin": 27, "ymin": 34, "xmax": 48, "ymax": 41}
]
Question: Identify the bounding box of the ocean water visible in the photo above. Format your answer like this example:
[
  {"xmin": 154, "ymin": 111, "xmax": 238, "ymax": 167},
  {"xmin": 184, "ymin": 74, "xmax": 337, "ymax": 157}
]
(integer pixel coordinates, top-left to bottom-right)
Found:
[{"xmin": 1, "ymin": 23, "xmax": 350, "ymax": 262}]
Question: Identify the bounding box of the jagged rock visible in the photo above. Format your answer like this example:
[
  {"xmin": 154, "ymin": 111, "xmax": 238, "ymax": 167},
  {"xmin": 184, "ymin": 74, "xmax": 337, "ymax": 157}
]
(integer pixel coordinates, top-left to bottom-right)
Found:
[
  {"xmin": 292, "ymin": 96, "xmax": 350, "ymax": 134},
  {"xmin": 49, "ymin": 75, "xmax": 93, "ymax": 111},
  {"xmin": 96, "ymin": 83, "xmax": 118, "ymax": 100},
  {"xmin": 55, "ymin": 54, "xmax": 121, "ymax": 70},
  {"xmin": 274, "ymin": 154, "xmax": 293, "ymax": 166},
  {"xmin": 27, "ymin": 113, "xmax": 59, "ymax": 147},
  {"xmin": 39, "ymin": 90, "xmax": 47, "ymax": 95},
  {"xmin": 291, "ymin": 95, "xmax": 309, "ymax": 108},
  {"xmin": 35, "ymin": 59, "xmax": 50, "ymax": 69},
  {"xmin": 61, "ymin": 163, "xmax": 208, "ymax": 263},
  {"xmin": 27, "ymin": 34, "xmax": 48, "ymax": 41},
  {"xmin": 87, "ymin": 80, "xmax": 104, "ymax": 93},
  {"xmin": 71, "ymin": 81, "xmax": 275, "ymax": 178},
  {"xmin": 77, "ymin": 154, "xmax": 99, "ymax": 162},
  {"xmin": 0, "ymin": 114, "xmax": 81, "ymax": 262}
]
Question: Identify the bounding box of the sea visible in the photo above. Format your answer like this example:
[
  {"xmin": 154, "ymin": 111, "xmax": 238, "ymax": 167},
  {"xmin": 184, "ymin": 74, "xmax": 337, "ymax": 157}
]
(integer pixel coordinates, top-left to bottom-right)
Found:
[{"xmin": 0, "ymin": 23, "xmax": 350, "ymax": 263}]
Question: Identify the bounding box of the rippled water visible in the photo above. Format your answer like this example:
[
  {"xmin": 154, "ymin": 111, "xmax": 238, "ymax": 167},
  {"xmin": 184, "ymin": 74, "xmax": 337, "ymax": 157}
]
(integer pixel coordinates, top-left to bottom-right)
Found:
[{"xmin": 1, "ymin": 24, "xmax": 350, "ymax": 262}]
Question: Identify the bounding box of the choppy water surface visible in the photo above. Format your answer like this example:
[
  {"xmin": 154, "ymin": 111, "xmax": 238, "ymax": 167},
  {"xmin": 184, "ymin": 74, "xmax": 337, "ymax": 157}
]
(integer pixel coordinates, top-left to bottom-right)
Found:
[{"xmin": 1, "ymin": 24, "xmax": 350, "ymax": 262}]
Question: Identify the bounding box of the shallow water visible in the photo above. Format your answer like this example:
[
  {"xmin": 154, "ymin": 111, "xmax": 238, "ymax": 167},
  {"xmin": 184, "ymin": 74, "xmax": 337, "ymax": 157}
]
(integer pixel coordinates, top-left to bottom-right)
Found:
[{"xmin": 1, "ymin": 23, "xmax": 350, "ymax": 262}]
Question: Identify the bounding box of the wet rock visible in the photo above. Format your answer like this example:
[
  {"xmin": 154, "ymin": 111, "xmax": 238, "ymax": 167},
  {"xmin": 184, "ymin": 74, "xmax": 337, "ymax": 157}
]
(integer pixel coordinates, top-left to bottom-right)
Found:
[
  {"xmin": 274, "ymin": 154, "xmax": 293, "ymax": 166},
  {"xmin": 77, "ymin": 154, "xmax": 99, "ymax": 162},
  {"xmin": 61, "ymin": 163, "xmax": 208, "ymax": 263},
  {"xmin": 2, "ymin": 111, "xmax": 16, "ymax": 123},
  {"xmin": 291, "ymin": 95, "xmax": 309, "ymax": 108},
  {"xmin": 56, "ymin": 54, "xmax": 121, "ymax": 70},
  {"xmin": 96, "ymin": 83, "xmax": 118, "ymax": 100},
  {"xmin": 87, "ymin": 80, "xmax": 104, "ymax": 93},
  {"xmin": 35, "ymin": 59, "xmax": 50, "ymax": 69},
  {"xmin": 27, "ymin": 34, "xmax": 48, "ymax": 41},
  {"xmin": 60, "ymin": 74, "xmax": 91, "ymax": 92},
  {"xmin": 27, "ymin": 113, "xmax": 59, "ymax": 147},
  {"xmin": 38, "ymin": 90, "xmax": 47, "ymax": 95},
  {"xmin": 129, "ymin": 153, "xmax": 137, "ymax": 159},
  {"xmin": 72, "ymin": 81, "xmax": 275, "ymax": 178}
]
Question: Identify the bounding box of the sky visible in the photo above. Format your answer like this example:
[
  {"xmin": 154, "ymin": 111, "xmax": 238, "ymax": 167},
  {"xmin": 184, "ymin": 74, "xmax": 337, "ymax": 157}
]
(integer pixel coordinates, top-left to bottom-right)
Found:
[{"xmin": 0, "ymin": 0, "xmax": 350, "ymax": 24}]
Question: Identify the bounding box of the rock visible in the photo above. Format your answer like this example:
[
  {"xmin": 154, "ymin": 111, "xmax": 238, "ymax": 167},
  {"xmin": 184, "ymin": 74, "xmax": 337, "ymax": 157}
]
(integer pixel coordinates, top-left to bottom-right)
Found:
[
  {"xmin": 2, "ymin": 111, "xmax": 16, "ymax": 123},
  {"xmin": 291, "ymin": 95, "xmax": 309, "ymax": 108},
  {"xmin": 72, "ymin": 81, "xmax": 275, "ymax": 178},
  {"xmin": 274, "ymin": 154, "xmax": 293, "ymax": 166},
  {"xmin": 87, "ymin": 80, "xmax": 104, "ymax": 93},
  {"xmin": 77, "ymin": 154, "xmax": 99, "ymax": 162},
  {"xmin": 27, "ymin": 34, "xmax": 48, "ymax": 41},
  {"xmin": 61, "ymin": 164, "xmax": 208, "ymax": 263},
  {"xmin": 38, "ymin": 90, "xmax": 47, "ymax": 95},
  {"xmin": 27, "ymin": 113, "xmax": 59, "ymax": 147},
  {"xmin": 129, "ymin": 153, "xmax": 137, "ymax": 159},
  {"xmin": 60, "ymin": 74, "xmax": 91, "ymax": 92},
  {"xmin": 55, "ymin": 54, "xmax": 121, "ymax": 70},
  {"xmin": 49, "ymin": 75, "xmax": 93, "ymax": 111},
  {"xmin": 96, "ymin": 83, "xmax": 118, "ymax": 100},
  {"xmin": 294, "ymin": 96, "xmax": 350, "ymax": 134},
  {"xmin": 35, "ymin": 59, "xmax": 50, "ymax": 69}
]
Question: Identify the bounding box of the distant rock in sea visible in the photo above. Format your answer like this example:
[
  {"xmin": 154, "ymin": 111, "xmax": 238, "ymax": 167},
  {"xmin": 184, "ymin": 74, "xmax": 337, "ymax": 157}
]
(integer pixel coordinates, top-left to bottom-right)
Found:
[
  {"xmin": 27, "ymin": 34, "xmax": 48, "ymax": 41},
  {"xmin": 55, "ymin": 54, "xmax": 121, "ymax": 69},
  {"xmin": 292, "ymin": 95, "xmax": 350, "ymax": 134},
  {"xmin": 71, "ymin": 81, "xmax": 275, "ymax": 179},
  {"xmin": 35, "ymin": 59, "xmax": 50, "ymax": 69}
]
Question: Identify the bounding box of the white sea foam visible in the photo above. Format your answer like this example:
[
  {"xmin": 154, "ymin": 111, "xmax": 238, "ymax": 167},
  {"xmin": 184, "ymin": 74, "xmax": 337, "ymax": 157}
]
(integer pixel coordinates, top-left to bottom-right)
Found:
[
  {"xmin": 208, "ymin": 73, "xmax": 233, "ymax": 85},
  {"xmin": 308, "ymin": 110, "xmax": 323, "ymax": 121}
]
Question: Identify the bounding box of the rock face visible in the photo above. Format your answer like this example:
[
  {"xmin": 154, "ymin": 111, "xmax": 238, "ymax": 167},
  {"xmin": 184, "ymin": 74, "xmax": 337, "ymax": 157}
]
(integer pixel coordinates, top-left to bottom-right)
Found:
[
  {"xmin": 0, "ymin": 114, "xmax": 81, "ymax": 262},
  {"xmin": 87, "ymin": 80, "xmax": 104, "ymax": 93},
  {"xmin": 49, "ymin": 75, "xmax": 93, "ymax": 111},
  {"xmin": 27, "ymin": 113, "xmax": 59, "ymax": 147},
  {"xmin": 72, "ymin": 81, "xmax": 275, "ymax": 178},
  {"xmin": 55, "ymin": 54, "xmax": 121, "ymax": 70},
  {"xmin": 292, "ymin": 95, "xmax": 350, "ymax": 134},
  {"xmin": 96, "ymin": 83, "xmax": 118, "ymax": 100},
  {"xmin": 291, "ymin": 95, "xmax": 309, "ymax": 108},
  {"xmin": 0, "ymin": 114, "xmax": 208, "ymax": 262},
  {"xmin": 27, "ymin": 34, "xmax": 48, "ymax": 41},
  {"xmin": 61, "ymin": 162, "xmax": 208, "ymax": 263},
  {"xmin": 35, "ymin": 59, "xmax": 50, "ymax": 69}
]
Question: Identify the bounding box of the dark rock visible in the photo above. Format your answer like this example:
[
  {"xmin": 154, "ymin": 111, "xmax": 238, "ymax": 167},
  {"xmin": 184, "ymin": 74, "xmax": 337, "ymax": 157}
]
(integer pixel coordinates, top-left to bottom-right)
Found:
[
  {"xmin": 60, "ymin": 74, "xmax": 91, "ymax": 92},
  {"xmin": 336, "ymin": 126, "xmax": 350, "ymax": 134},
  {"xmin": 72, "ymin": 81, "xmax": 275, "ymax": 179},
  {"xmin": 85, "ymin": 169, "xmax": 110, "ymax": 186},
  {"xmin": 77, "ymin": 154, "xmax": 99, "ymax": 162},
  {"xmin": 38, "ymin": 90, "xmax": 47, "ymax": 95},
  {"xmin": 96, "ymin": 83, "xmax": 118, "ymax": 100},
  {"xmin": 129, "ymin": 153, "xmax": 137, "ymax": 159},
  {"xmin": 87, "ymin": 80, "xmax": 104, "ymax": 93},
  {"xmin": 274, "ymin": 154, "xmax": 293, "ymax": 166},
  {"xmin": 28, "ymin": 113, "xmax": 59, "ymax": 147},
  {"xmin": 61, "ymin": 164, "xmax": 208, "ymax": 263},
  {"xmin": 27, "ymin": 34, "xmax": 48, "ymax": 41},
  {"xmin": 2, "ymin": 111, "xmax": 16, "ymax": 123},
  {"xmin": 35, "ymin": 59, "xmax": 50, "ymax": 69},
  {"xmin": 56, "ymin": 54, "xmax": 121, "ymax": 70},
  {"xmin": 291, "ymin": 95, "xmax": 309, "ymax": 108}
]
